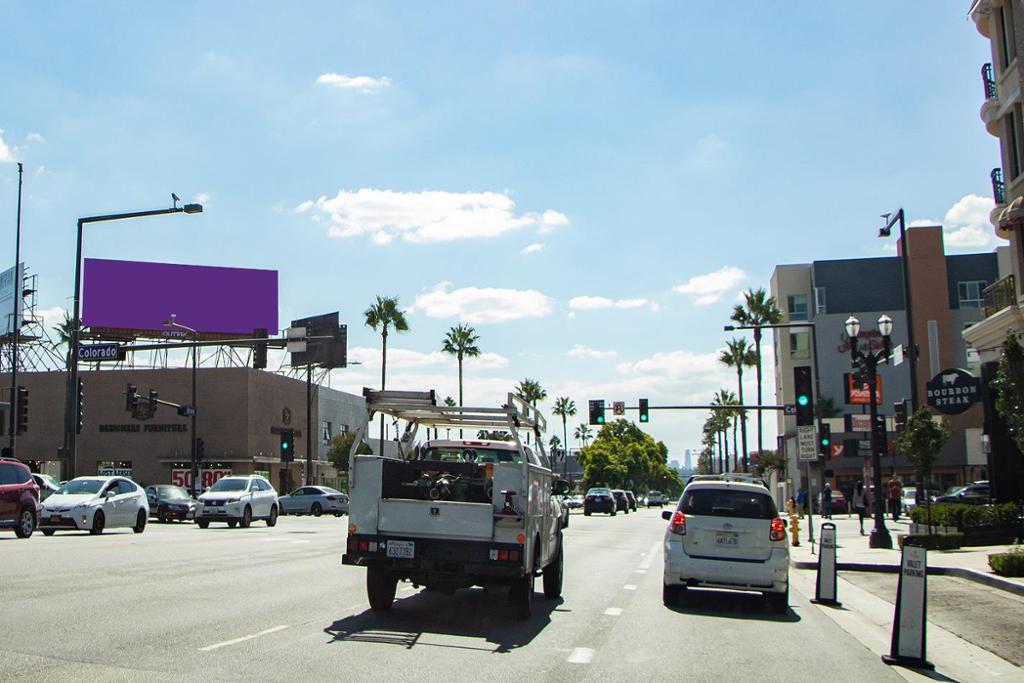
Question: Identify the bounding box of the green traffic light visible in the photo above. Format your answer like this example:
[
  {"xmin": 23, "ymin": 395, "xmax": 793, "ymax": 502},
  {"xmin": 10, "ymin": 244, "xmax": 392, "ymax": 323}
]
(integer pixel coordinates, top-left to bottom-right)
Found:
[
  {"xmin": 597, "ymin": 416, "xmax": 604, "ymax": 424},
  {"xmin": 639, "ymin": 415, "xmax": 648, "ymax": 423},
  {"xmin": 283, "ymin": 443, "xmax": 290, "ymax": 449},
  {"xmin": 797, "ymin": 395, "xmax": 809, "ymax": 406},
  {"xmin": 821, "ymin": 438, "xmax": 830, "ymax": 446}
]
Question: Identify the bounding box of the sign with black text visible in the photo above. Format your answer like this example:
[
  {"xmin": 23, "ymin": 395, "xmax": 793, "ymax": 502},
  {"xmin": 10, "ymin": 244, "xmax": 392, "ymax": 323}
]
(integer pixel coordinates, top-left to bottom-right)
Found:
[{"xmin": 883, "ymin": 544, "xmax": 933, "ymax": 670}]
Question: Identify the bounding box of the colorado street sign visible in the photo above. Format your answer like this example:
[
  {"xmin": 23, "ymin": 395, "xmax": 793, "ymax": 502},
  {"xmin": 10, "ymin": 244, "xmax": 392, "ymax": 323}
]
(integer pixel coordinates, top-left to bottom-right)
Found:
[{"xmin": 78, "ymin": 343, "xmax": 121, "ymax": 362}]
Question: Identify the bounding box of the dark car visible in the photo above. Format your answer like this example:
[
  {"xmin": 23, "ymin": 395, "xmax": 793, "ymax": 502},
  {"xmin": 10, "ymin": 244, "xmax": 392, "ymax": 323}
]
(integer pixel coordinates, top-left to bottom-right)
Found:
[
  {"xmin": 145, "ymin": 484, "xmax": 197, "ymax": 522},
  {"xmin": 584, "ymin": 487, "xmax": 616, "ymax": 516},
  {"xmin": 0, "ymin": 457, "xmax": 40, "ymax": 538},
  {"xmin": 612, "ymin": 489, "xmax": 630, "ymax": 514},
  {"xmin": 32, "ymin": 473, "xmax": 60, "ymax": 502},
  {"xmin": 934, "ymin": 483, "xmax": 989, "ymax": 505},
  {"xmin": 624, "ymin": 490, "xmax": 637, "ymax": 511}
]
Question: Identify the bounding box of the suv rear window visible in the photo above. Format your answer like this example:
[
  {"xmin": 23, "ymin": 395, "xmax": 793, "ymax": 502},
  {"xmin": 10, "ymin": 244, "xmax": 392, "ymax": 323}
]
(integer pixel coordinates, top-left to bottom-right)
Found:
[
  {"xmin": 0, "ymin": 462, "xmax": 30, "ymax": 485},
  {"xmin": 679, "ymin": 488, "xmax": 777, "ymax": 519}
]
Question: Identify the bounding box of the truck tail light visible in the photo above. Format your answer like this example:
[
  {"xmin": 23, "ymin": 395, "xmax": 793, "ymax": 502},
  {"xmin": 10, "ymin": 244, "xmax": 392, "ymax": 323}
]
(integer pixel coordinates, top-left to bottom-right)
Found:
[
  {"xmin": 770, "ymin": 517, "xmax": 785, "ymax": 542},
  {"xmin": 669, "ymin": 511, "xmax": 686, "ymax": 535},
  {"xmin": 488, "ymin": 547, "xmax": 522, "ymax": 562}
]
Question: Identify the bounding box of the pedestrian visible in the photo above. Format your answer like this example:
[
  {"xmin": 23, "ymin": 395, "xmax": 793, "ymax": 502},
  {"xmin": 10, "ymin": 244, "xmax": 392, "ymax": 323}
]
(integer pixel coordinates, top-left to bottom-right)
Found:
[
  {"xmin": 822, "ymin": 482, "xmax": 833, "ymax": 519},
  {"xmin": 852, "ymin": 481, "xmax": 867, "ymax": 535},
  {"xmin": 887, "ymin": 474, "xmax": 903, "ymax": 522},
  {"xmin": 796, "ymin": 489, "xmax": 806, "ymax": 518}
]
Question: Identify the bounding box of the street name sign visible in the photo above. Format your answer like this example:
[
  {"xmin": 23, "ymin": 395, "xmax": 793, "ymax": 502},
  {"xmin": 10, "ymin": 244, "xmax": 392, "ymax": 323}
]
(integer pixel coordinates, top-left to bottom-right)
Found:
[
  {"xmin": 797, "ymin": 425, "xmax": 817, "ymax": 461},
  {"xmin": 78, "ymin": 343, "xmax": 121, "ymax": 362}
]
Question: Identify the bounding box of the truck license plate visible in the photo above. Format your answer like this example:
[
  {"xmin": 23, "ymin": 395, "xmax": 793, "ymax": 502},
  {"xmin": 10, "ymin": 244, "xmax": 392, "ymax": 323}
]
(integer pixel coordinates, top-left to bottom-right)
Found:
[
  {"xmin": 715, "ymin": 532, "xmax": 738, "ymax": 546},
  {"xmin": 386, "ymin": 540, "xmax": 415, "ymax": 559}
]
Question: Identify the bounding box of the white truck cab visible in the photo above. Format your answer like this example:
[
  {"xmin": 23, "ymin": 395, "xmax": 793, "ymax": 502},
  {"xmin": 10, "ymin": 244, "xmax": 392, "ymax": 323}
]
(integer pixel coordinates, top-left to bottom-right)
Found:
[{"xmin": 342, "ymin": 390, "xmax": 568, "ymax": 619}]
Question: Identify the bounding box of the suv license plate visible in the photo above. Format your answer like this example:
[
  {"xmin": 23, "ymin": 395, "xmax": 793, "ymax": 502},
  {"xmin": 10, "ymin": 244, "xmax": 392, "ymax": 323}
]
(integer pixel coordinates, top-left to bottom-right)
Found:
[
  {"xmin": 386, "ymin": 540, "xmax": 415, "ymax": 559},
  {"xmin": 715, "ymin": 532, "xmax": 738, "ymax": 546}
]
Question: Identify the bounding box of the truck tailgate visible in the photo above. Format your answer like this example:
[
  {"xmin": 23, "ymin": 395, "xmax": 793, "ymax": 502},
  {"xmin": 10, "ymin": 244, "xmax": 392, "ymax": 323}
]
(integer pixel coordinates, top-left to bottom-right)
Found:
[{"xmin": 378, "ymin": 499, "xmax": 494, "ymax": 540}]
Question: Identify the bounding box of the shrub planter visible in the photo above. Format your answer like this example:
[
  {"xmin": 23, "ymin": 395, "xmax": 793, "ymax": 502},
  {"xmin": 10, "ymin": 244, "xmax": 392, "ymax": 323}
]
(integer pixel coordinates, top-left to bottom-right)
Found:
[
  {"xmin": 898, "ymin": 533, "xmax": 964, "ymax": 551},
  {"xmin": 988, "ymin": 549, "xmax": 1024, "ymax": 577},
  {"xmin": 962, "ymin": 525, "xmax": 1021, "ymax": 547}
]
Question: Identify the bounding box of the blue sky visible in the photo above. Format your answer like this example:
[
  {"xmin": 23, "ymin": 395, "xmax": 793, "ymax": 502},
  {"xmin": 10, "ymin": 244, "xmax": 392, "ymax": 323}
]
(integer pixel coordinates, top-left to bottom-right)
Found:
[{"xmin": 0, "ymin": 2, "xmax": 1001, "ymax": 459}]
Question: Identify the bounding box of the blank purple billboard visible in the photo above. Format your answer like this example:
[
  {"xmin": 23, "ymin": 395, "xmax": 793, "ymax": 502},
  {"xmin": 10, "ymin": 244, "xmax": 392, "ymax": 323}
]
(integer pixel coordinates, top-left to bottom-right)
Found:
[{"xmin": 82, "ymin": 258, "xmax": 278, "ymax": 340}]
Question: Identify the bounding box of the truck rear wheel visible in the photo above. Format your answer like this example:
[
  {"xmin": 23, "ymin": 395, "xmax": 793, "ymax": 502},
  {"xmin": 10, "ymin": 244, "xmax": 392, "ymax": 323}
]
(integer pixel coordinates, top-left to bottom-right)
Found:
[
  {"xmin": 367, "ymin": 566, "xmax": 398, "ymax": 612},
  {"xmin": 510, "ymin": 573, "xmax": 533, "ymax": 620},
  {"xmin": 543, "ymin": 536, "xmax": 563, "ymax": 599}
]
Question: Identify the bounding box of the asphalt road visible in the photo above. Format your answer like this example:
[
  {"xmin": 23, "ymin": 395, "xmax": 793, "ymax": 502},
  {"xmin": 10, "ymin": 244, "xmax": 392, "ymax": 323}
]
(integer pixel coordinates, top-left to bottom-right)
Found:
[{"xmin": 1, "ymin": 508, "xmax": 904, "ymax": 682}]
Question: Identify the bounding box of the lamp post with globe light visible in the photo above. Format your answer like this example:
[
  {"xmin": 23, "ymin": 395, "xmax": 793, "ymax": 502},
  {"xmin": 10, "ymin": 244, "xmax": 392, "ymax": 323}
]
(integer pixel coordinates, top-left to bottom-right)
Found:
[{"xmin": 846, "ymin": 313, "xmax": 894, "ymax": 549}]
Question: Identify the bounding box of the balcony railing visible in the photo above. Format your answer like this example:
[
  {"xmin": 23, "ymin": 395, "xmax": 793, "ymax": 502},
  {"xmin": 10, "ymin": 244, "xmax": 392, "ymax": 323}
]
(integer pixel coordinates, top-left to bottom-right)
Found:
[
  {"xmin": 983, "ymin": 62, "xmax": 997, "ymax": 100},
  {"xmin": 992, "ymin": 167, "xmax": 1006, "ymax": 205},
  {"xmin": 983, "ymin": 274, "xmax": 1016, "ymax": 317}
]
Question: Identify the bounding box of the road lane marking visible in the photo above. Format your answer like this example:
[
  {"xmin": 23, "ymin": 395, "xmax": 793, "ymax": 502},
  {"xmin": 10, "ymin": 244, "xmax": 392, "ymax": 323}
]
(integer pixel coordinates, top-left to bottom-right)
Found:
[
  {"xmin": 635, "ymin": 569, "xmax": 646, "ymax": 573},
  {"xmin": 198, "ymin": 625, "xmax": 290, "ymax": 652},
  {"xmin": 567, "ymin": 647, "xmax": 594, "ymax": 664},
  {"xmin": 638, "ymin": 539, "xmax": 660, "ymax": 570},
  {"xmin": 623, "ymin": 584, "xmax": 638, "ymax": 590},
  {"xmin": 604, "ymin": 607, "xmax": 623, "ymax": 616}
]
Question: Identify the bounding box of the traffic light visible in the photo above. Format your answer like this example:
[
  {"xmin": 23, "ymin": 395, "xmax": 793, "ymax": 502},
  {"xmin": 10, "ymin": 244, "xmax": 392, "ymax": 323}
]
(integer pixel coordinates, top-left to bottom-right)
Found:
[
  {"xmin": 253, "ymin": 327, "xmax": 268, "ymax": 370},
  {"xmin": 195, "ymin": 437, "xmax": 206, "ymax": 460},
  {"xmin": 818, "ymin": 422, "xmax": 832, "ymax": 457},
  {"xmin": 15, "ymin": 385, "xmax": 29, "ymax": 434},
  {"xmin": 125, "ymin": 383, "xmax": 139, "ymax": 412},
  {"xmin": 148, "ymin": 389, "xmax": 158, "ymax": 414},
  {"xmin": 588, "ymin": 399, "xmax": 605, "ymax": 426},
  {"xmin": 638, "ymin": 398, "xmax": 649, "ymax": 423},
  {"xmin": 793, "ymin": 366, "xmax": 813, "ymax": 426},
  {"xmin": 894, "ymin": 399, "xmax": 909, "ymax": 434},
  {"xmin": 280, "ymin": 428, "xmax": 294, "ymax": 462},
  {"xmin": 76, "ymin": 379, "xmax": 84, "ymax": 434}
]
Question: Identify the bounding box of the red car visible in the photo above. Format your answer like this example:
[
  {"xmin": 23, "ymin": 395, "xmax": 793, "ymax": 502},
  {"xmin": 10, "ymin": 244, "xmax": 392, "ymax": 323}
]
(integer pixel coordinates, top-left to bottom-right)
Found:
[{"xmin": 0, "ymin": 457, "xmax": 40, "ymax": 538}]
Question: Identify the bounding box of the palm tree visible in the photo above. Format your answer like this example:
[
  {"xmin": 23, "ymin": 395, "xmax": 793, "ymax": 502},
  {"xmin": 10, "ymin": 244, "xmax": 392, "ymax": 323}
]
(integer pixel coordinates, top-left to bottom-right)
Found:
[
  {"xmin": 443, "ymin": 396, "xmax": 456, "ymax": 439},
  {"xmin": 552, "ymin": 397, "xmax": 576, "ymax": 475},
  {"xmin": 515, "ymin": 379, "xmax": 547, "ymax": 444},
  {"xmin": 548, "ymin": 434, "xmax": 562, "ymax": 462},
  {"xmin": 364, "ymin": 296, "xmax": 409, "ymax": 454},
  {"xmin": 712, "ymin": 389, "xmax": 737, "ymax": 472},
  {"xmin": 731, "ymin": 288, "xmax": 783, "ymax": 459},
  {"xmin": 574, "ymin": 423, "xmax": 592, "ymax": 448},
  {"xmin": 441, "ymin": 324, "xmax": 480, "ymax": 438},
  {"xmin": 52, "ymin": 311, "xmax": 77, "ymax": 366},
  {"xmin": 719, "ymin": 338, "xmax": 757, "ymax": 472}
]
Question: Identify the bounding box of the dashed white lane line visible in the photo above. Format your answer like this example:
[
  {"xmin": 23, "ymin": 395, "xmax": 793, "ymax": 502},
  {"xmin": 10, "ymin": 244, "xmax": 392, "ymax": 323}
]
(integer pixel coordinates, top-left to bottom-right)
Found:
[
  {"xmin": 198, "ymin": 625, "xmax": 290, "ymax": 652},
  {"xmin": 567, "ymin": 647, "xmax": 595, "ymax": 664},
  {"xmin": 638, "ymin": 539, "xmax": 660, "ymax": 570},
  {"xmin": 604, "ymin": 607, "xmax": 623, "ymax": 616},
  {"xmin": 635, "ymin": 569, "xmax": 647, "ymax": 574},
  {"xmin": 623, "ymin": 584, "xmax": 638, "ymax": 591}
]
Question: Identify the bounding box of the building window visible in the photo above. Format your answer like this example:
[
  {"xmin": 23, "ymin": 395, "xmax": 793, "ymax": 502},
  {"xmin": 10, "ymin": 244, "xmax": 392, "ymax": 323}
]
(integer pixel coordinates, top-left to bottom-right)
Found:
[
  {"xmin": 789, "ymin": 332, "xmax": 810, "ymax": 359},
  {"xmin": 999, "ymin": 1, "xmax": 1017, "ymax": 70},
  {"xmin": 813, "ymin": 287, "xmax": 826, "ymax": 315},
  {"xmin": 787, "ymin": 294, "xmax": 808, "ymax": 321},
  {"xmin": 321, "ymin": 420, "xmax": 332, "ymax": 444},
  {"xmin": 958, "ymin": 280, "xmax": 987, "ymax": 308},
  {"xmin": 1008, "ymin": 108, "xmax": 1023, "ymax": 179}
]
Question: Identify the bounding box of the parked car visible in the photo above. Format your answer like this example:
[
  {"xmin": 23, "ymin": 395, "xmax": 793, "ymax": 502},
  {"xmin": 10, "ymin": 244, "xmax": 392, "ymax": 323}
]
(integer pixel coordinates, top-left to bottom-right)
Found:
[
  {"xmin": 584, "ymin": 487, "xmax": 616, "ymax": 516},
  {"xmin": 612, "ymin": 489, "xmax": 630, "ymax": 514},
  {"xmin": 195, "ymin": 475, "xmax": 279, "ymax": 528},
  {"xmin": 830, "ymin": 489, "xmax": 848, "ymax": 515},
  {"xmin": 934, "ymin": 483, "xmax": 990, "ymax": 505},
  {"xmin": 39, "ymin": 476, "xmax": 149, "ymax": 535},
  {"xmin": 278, "ymin": 485, "xmax": 349, "ymax": 517},
  {"xmin": 564, "ymin": 495, "xmax": 584, "ymax": 509},
  {"xmin": 645, "ymin": 490, "xmax": 668, "ymax": 507},
  {"xmin": 145, "ymin": 484, "xmax": 197, "ymax": 522},
  {"xmin": 31, "ymin": 473, "xmax": 60, "ymax": 502},
  {"xmin": 0, "ymin": 457, "xmax": 40, "ymax": 538},
  {"xmin": 663, "ymin": 478, "xmax": 789, "ymax": 613},
  {"xmin": 624, "ymin": 491, "xmax": 638, "ymax": 511}
]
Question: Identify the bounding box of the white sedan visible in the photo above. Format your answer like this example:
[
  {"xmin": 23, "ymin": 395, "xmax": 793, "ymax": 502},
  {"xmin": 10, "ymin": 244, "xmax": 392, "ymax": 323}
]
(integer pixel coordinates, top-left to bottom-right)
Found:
[
  {"xmin": 278, "ymin": 486, "xmax": 348, "ymax": 517},
  {"xmin": 39, "ymin": 476, "xmax": 149, "ymax": 535}
]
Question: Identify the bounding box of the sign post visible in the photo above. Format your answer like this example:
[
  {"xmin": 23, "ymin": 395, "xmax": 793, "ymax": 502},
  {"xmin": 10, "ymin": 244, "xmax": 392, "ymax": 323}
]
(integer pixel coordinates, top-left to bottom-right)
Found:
[
  {"xmin": 812, "ymin": 522, "xmax": 840, "ymax": 605},
  {"xmin": 882, "ymin": 544, "xmax": 933, "ymax": 670}
]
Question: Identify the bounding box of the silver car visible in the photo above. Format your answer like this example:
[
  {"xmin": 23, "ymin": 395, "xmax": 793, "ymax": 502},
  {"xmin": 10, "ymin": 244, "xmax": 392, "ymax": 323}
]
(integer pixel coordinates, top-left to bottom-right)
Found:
[{"xmin": 278, "ymin": 486, "xmax": 349, "ymax": 517}]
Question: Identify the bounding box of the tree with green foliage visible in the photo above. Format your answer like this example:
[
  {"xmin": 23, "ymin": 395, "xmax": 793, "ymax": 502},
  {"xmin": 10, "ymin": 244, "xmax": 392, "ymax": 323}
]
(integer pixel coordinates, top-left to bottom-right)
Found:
[
  {"xmin": 576, "ymin": 419, "xmax": 682, "ymax": 495},
  {"xmin": 515, "ymin": 379, "xmax": 547, "ymax": 444},
  {"xmin": 326, "ymin": 432, "xmax": 373, "ymax": 472},
  {"xmin": 731, "ymin": 288, "xmax": 783, "ymax": 457},
  {"xmin": 364, "ymin": 296, "xmax": 409, "ymax": 452},
  {"xmin": 552, "ymin": 397, "xmax": 576, "ymax": 474},
  {"xmin": 574, "ymin": 423, "xmax": 592, "ymax": 448},
  {"xmin": 477, "ymin": 430, "xmax": 511, "ymax": 440},
  {"xmin": 719, "ymin": 338, "xmax": 757, "ymax": 471},
  {"xmin": 895, "ymin": 407, "xmax": 950, "ymax": 532},
  {"xmin": 992, "ymin": 332, "xmax": 1024, "ymax": 454}
]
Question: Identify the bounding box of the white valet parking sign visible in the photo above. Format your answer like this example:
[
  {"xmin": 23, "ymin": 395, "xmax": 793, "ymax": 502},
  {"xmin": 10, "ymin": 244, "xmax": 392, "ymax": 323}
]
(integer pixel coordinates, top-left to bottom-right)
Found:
[
  {"xmin": 882, "ymin": 544, "xmax": 933, "ymax": 670},
  {"xmin": 813, "ymin": 522, "xmax": 840, "ymax": 605}
]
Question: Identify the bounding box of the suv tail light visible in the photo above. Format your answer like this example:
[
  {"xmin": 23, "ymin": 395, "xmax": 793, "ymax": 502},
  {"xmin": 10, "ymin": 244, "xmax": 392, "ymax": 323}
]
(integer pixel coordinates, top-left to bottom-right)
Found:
[
  {"xmin": 669, "ymin": 511, "xmax": 686, "ymax": 535},
  {"xmin": 769, "ymin": 517, "xmax": 785, "ymax": 542}
]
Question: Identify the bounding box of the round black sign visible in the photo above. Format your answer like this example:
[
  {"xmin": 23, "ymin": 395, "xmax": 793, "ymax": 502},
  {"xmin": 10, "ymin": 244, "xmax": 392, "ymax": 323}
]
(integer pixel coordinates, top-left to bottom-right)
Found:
[{"xmin": 925, "ymin": 368, "xmax": 980, "ymax": 415}]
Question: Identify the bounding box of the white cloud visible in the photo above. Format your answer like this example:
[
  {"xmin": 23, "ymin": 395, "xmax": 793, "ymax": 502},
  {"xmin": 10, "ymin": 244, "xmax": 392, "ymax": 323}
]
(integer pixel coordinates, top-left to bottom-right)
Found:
[
  {"xmin": 193, "ymin": 193, "xmax": 210, "ymax": 204},
  {"xmin": 521, "ymin": 243, "xmax": 545, "ymax": 255},
  {"xmin": 304, "ymin": 188, "xmax": 569, "ymax": 244},
  {"xmin": 943, "ymin": 194, "xmax": 997, "ymax": 248},
  {"xmin": 349, "ymin": 345, "xmax": 509, "ymax": 371},
  {"xmin": 672, "ymin": 266, "xmax": 746, "ymax": 305},
  {"xmin": 412, "ymin": 282, "xmax": 554, "ymax": 324},
  {"xmin": 470, "ymin": 352, "xmax": 510, "ymax": 369},
  {"xmin": 0, "ymin": 129, "xmax": 14, "ymax": 163},
  {"xmin": 567, "ymin": 344, "xmax": 617, "ymax": 359},
  {"xmin": 316, "ymin": 73, "xmax": 392, "ymax": 93},
  {"xmin": 25, "ymin": 132, "xmax": 44, "ymax": 144},
  {"xmin": 617, "ymin": 349, "xmax": 723, "ymax": 380},
  {"xmin": 568, "ymin": 296, "xmax": 649, "ymax": 310}
]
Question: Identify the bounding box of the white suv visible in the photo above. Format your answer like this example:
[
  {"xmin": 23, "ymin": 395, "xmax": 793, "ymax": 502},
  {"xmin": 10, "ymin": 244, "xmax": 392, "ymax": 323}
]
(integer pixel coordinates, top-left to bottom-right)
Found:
[
  {"xmin": 195, "ymin": 476, "xmax": 279, "ymax": 528},
  {"xmin": 662, "ymin": 478, "xmax": 789, "ymax": 613}
]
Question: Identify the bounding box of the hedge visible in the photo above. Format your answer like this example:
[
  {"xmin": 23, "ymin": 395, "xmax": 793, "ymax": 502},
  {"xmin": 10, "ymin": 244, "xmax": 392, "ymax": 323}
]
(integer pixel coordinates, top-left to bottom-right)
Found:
[
  {"xmin": 908, "ymin": 503, "xmax": 1019, "ymax": 530},
  {"xmin": 989, "ymin": 547, "xmax": 1024, "ymax": 577},
  {"xmin": 898, "ymin": 533, "xmax": 963, "ymax": 551}
]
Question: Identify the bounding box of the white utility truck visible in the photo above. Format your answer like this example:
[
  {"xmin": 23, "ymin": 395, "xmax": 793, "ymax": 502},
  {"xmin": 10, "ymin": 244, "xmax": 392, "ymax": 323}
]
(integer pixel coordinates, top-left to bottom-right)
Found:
[{"xmin": 342, "ymin": 390, "xmax": 568, "ymax": 619}]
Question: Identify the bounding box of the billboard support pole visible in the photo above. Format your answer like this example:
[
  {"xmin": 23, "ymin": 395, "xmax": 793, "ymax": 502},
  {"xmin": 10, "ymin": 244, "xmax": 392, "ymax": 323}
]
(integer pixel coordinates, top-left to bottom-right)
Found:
[
  {"xmin": 9, "ymin": 162, "xmax": 23, "ymax": 453},
  {"xmin": 306, "ymin": 361, "xmax": 313, "ymax": 486}
]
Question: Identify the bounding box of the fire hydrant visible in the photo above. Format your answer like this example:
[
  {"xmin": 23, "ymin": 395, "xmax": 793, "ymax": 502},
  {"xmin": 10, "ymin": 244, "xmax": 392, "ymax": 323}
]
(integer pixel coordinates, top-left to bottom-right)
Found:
[{"xmin": 789, "ymin": 511, "xmax": 801, "ymax": 547}]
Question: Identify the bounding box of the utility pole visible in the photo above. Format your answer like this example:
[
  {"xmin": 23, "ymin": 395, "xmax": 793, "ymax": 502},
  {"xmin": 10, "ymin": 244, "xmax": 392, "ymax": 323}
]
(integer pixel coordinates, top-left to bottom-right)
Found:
[{"xmin": 9, "ymin": 162, "xmax": 23, "ymax": 453}]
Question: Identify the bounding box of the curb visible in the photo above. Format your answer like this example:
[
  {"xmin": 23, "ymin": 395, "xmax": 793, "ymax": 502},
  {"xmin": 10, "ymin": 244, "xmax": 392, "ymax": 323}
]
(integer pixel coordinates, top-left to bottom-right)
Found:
[{"xmin": 792, "ymin": 559, "xmax": 1024, "ymax": 598}]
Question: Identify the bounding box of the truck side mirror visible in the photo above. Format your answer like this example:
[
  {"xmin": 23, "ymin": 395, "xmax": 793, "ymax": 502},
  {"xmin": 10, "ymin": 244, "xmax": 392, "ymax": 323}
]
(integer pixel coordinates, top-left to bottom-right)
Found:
[
  {"xmin": 552, "ymin": 480, "xmax": 570, "ymax": 496},
  {"xmin": 661, "ymin": 510, "xmax": 672, "ymax": 521}
]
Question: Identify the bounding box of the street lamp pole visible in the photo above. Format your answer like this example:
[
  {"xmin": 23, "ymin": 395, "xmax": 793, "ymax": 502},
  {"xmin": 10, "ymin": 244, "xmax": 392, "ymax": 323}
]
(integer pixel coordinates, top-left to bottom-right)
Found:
[
  {"xmin": 64, "ymin": 200, "xmax": 202, "ymax": 479},
  {"xmin": 165, "ymin": 316, "xmax": 199, "ymax": 495},
  {"xmin": 9, "ymin": 162, "xmax": 23, "ymax": 453},
  {"xmin": 846, "ymin": 314, "xmax": 894, "ymax": 549},
  {"xmin": 880, "ymin": 209, "xmax": 919, "ymax": 411}
]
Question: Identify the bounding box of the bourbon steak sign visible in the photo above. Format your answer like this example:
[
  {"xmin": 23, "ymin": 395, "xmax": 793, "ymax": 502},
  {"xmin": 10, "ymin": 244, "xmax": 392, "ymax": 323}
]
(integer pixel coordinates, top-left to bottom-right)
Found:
[{"xmin": 925, "ymin": 368, "xmax": 980, "ymax": 415}]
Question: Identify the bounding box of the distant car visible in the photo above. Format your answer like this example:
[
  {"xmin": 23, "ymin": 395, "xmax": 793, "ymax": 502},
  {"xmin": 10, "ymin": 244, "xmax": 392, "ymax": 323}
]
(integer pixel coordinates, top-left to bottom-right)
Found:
[
  {"xmin": 663, "ymin": 478, "xmax": 789, "ymax": 613},
  {"xmin": 145, "ymin": 484, "xmax": 197, "ymax": 522},
  {"xmin": 830, "ymin": 490, "xmax": 848, "ymax": 515},
  {"xmin": 612, "ymin": 489, "xmax": 630, "ymax": 514},
  {"xmin": 195, "ymin": 475, "xmax": 279, "ymax": 528},
  {"xmin": 31, "ymin": 473, "xmax": 60, "ymax": 502},
  {"xmin": 39, "ymin": 476, "xmax": 149, "ymax": 536},
  {"xmin": 1, "ymin": 457, "xmax": 40, "ymax": 538},
  {"xmin": 645, "ymin": 490, "xmax": 668, "ymax": 507},
  {"xmin": 584, "ymin": 487, "xmax": 616, "ymax": 516},
  {"xmin": 278, "ymin": 486, "xmax": 349, "ymax": 517},
  {"xmin": 934, "ymin": 483, "xmax": 989, "ymax": 505},
  {"xmin": 564, "ymin": 495, "xmax": 584, "ymax": 509},
  {"xmin": 624, "ymin": 491, "xmax": 638, "ymax": 511}
]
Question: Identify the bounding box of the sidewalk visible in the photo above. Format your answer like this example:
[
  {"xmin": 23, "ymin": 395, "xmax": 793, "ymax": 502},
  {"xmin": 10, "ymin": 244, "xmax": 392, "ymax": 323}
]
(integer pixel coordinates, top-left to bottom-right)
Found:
[{"xmin": 786, "ymin": 512, "xmax": 1024, "ymax": 594}]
